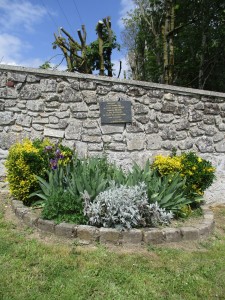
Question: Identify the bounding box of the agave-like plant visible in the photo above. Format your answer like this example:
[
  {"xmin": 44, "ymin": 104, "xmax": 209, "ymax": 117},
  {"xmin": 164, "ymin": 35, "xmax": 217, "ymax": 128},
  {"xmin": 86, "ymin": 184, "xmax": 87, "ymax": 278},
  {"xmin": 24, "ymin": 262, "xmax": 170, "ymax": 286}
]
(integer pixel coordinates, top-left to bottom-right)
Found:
[{"xmin": 148, "ymin": 172, "xmax": 191, "ymax": 214}]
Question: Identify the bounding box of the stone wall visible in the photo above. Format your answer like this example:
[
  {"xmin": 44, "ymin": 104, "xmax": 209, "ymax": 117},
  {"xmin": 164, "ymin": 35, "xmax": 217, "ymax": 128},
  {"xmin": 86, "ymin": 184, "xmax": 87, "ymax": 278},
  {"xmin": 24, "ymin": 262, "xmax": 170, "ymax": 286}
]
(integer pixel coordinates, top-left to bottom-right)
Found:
[{"xmin": 0, "ymin": 64, "xmax": 225, "ymax": 204}]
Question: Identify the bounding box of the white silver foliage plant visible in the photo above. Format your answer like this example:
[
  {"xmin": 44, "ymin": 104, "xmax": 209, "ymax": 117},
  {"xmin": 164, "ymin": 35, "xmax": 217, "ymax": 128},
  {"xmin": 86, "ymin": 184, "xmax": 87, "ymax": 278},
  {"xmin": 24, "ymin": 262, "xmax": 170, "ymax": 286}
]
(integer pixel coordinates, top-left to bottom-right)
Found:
[
  {"xmin": 138, "ymin": 202, "xmax": 174, "ymax": 227},
  {"xmin": 83, "ymin": 182, "xmax": 174, "ymax": 229}
]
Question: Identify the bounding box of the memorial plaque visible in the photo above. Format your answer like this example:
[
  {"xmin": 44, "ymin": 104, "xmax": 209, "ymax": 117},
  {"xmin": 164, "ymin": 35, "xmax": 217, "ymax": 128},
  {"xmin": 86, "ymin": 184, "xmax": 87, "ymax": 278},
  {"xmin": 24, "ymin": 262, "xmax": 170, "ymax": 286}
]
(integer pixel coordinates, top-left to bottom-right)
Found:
[{"xmin": 100, "ymin": 100, "xmax": 132, "ymax": 124}]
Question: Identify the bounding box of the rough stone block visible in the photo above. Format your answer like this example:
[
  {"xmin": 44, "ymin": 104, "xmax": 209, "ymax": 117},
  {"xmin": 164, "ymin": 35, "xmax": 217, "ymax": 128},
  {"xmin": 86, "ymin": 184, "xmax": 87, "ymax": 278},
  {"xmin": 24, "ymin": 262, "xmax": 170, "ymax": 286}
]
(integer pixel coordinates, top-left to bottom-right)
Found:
[
  {"xmin": 122, "ymin": 229, "xmax": 143, "ymax": 244},
  {"xmin": 8, "ymin": 72, "xmax": 27, "ymax": 82},
  {"xmin": 20, "ymin": 84, "xmax": 41, "ymax": 99},
  {"xmin": 126, "ymin": 123, "xmax": 144, "ymax": 133},
  {"xmin": 134, "ymin": 104, "xmax": 149, "ymax": 115},
  {"xmin": 99, "ymin": 228, "xmax": 121, "ymax": 244},
  {"xmin": 157, "ymin": 113, "xmax": 174, "ymax": 123},
  {"xmin": 16, "ymin": 115, "xmax": 32, "ymax": 127},
  {"xmin": 71, "ymin": 102, "xmax": 88, "ymax": 112},
  {"xmin": 196, "ymin": 137, "xmax": 214, "ymax": 153},
  {"xmin": 65, "ymin": 120, "xmax": 82, "ymax": 140},
  {"xmin": 15, "ymin": 207, "xmax": 30, "ymax": 219},
  {"xmin": 164, "ymin": 93, "xmax": 174, "ymax": 101},
  {"xmin": 111, "ymin": 84, "xmax": 127, "ymax": 93},
  {"xmin": 101, "ymin": 124, "xmax": 124, "ymax": 134},
  {"xmin": 72, "ymin": 112, "xmax": 88, "ymax": 119},
  {"xmin": 61, "ymin": 88, "xmax": 83, "ymax": 102},
  {"xmin": 203, "ymin": 212, "xmax": 214, "ymax": 220},
  {"xmin": 87, "ymin": 143, "xmax": 103, "ymax": 151},
  {"xmin": 143, "ymin": 229, "xmax": 164, "ymax": 244},
  {"xmin": 180, "ymin": 227, "xmax": 199, "ymax": 241},
  {"xmin": 196, "ymin": 224, "xmax": 210, "ymax": 236},
  {"xmin": 126, "ymin": 134, "xmax": 145, "ymax": 151},
  {"xmin": 23, "ymin": 212, "xmax": 39, "ymax": 227},
  {"xmin": 107, "ymin": 142, "xmax": 126, "ymax": 151},
  {"xmin": 40, "ymin": 79, "xmax": 57, "ymax": 92},
  {"xmin": 178, "ymin": 141, "xmax": 193, "ymax": 150},
  {"xmin": 215, "ymin": 141, "xmax": 225, "ymax": 153},
  {"xmin": 146, "ymin": 134, "xmax": 162, "ymax": 150},
  {"xmin": 189, "ymin": 110, "xmax": 203, "ymax": 122},
  {"xmin": 162, "ymin": 228, "xmax": 181, "ymax": 242},
  {"xmin": 77, "ymin": 225, "xmax": 99, "ymax": 242},
  {"xmin": 161, "ymin": 102, "xmax": 176, "ymax": 113},
  {"xmin": 55, "ymin": 223, "xmax": 77, "ymax": 238},
  {"xmin": 0, "ymin": 102, "xmax": 5, "ymax": 110},
  {"xmin": 82, "ymin": 135, "xmax": 102, "ymax": 143},
  {"xmin": 0, "ymin": 112, "xmax": 14, "ymax": 125},
  {"xmin": 44, "ymin": 128, "xmax": 65, "ymax": 138},
  {"xmin": 201, "ymin": 220, "xmax": 215, "ymax": 232},
  {"xmin": 11, "ymin": 200, "xmax": 24, "ymax": 212},
  {"xmin": 37, "ymin": 219, "xmax": 55, "ymax": 233},
  {"xmin": 26, "ymin": 100, "xmax": 44, "ymax": 111},
  {"xmin": 88, "ymin": 111, "xmax": 100, "ymax": 118},
  {"xmin": 80, "ymin": 81, "xmax": 96, "ymax": 90},
  {"xmin": 83, "ymin": 120, "xmax": 98, "ymax": 129},
  {"xmin": 32, "ymin": 117, "xmax": 48, "ymax": 124},
  {"xmin": 204, "ymin": 103, "xmax": 220, "ymax": 115}
]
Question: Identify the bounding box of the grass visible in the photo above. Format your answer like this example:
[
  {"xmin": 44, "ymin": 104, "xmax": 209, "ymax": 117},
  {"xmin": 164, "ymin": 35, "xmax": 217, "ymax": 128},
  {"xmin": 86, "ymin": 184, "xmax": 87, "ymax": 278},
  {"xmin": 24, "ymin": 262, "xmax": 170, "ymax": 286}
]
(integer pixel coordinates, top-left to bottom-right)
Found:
[{"xmin": 0, "ymin": 198, "xmax": 225, "ymax": 300}]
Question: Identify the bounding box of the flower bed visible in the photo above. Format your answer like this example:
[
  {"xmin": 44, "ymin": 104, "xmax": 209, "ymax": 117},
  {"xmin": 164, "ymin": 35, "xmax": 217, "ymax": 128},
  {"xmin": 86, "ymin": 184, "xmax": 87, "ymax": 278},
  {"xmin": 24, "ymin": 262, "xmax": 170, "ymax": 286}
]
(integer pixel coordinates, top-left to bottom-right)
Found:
[{"xmin": 5, "ymin": 139, "xmax": 216, "ymax": 232}]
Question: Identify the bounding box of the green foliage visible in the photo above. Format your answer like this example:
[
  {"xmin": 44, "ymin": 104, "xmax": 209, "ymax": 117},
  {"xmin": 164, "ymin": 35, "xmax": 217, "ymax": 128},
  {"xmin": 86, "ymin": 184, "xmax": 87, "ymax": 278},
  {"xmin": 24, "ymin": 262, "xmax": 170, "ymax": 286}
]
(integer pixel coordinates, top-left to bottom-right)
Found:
[
  {"xmin": 7, "ymin": 138, "xmax": 216, "ymax": 226},
  {"xmin": 5, "ymin": 138, "xmax": 73, "ymax": 205},
  {"xmin": 180, "ymin": 152, "xmax": 216, "ymax": 199},
  {"xmin": 5, "ymin": 139, "xmax": 47, "ymax": 205},
  {"xmin": 39, "ymin": 61, "xmax": 52, "ymax": 69},
  {"xmin": 53, "ymin": 17, "xmax": 120, "ymax": 76},
  {"xmin": 123, "ymin": 0, "xmax": 225, "ymax": 91},
  {"xmin": 147, "ymin": 172, "xmax": 191, "ymax": 215},
  {"xmin": 1, "ymin": 203, "xmax": 225, "ymax": 300},
  {"xmin": 152, "ymin": 151, "xmax": 216, "ymax": 204},
  {"xmin": 124, "ymin": 162, "xmax": 190, "ymax": 216},
  {"xmin": 32, "ymin": 167, "xmax": 86, "ymax": 224},
  {"xmin": 31, "ymin": 155, "xmax": 126, "ymax": 223}
]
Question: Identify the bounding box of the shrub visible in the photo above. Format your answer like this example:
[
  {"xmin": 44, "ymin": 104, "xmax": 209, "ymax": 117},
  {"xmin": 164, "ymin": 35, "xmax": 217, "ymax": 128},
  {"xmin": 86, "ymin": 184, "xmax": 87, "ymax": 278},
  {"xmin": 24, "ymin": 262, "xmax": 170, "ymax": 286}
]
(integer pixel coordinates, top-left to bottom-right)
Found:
[
  {"xmin": 152, "ymin": 151, "xmax": 216, "ymax": 202},
  {"xmin": 5, "ymin": 139, "xmax": 47, "ymax": 205},
  {"xmin": 84, "ymin": 182, "xmax": 174, "ymax": 229},
  {"xmin": 5, "ymin": 138, "xmax": 73, "ymax": 205},
  {"xmin": 180, "ymin": 152, "xmax": 216, "ymax": 198}
]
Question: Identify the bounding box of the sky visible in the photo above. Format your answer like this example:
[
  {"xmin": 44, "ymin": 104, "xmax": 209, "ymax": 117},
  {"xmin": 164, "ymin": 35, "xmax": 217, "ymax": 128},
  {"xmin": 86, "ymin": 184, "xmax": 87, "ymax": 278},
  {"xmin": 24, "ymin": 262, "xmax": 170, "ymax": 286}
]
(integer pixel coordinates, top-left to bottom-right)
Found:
[{"xmin": 0, "ymin": 0, "xmax": 135, "ymax": 77}]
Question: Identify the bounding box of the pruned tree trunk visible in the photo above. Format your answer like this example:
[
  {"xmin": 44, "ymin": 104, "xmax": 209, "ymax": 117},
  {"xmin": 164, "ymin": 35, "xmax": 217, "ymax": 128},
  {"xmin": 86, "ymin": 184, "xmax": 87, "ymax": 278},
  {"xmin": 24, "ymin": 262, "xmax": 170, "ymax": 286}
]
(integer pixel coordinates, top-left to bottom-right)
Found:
[
  {"xmin": 163, "ymin": 0, "xmax": 175, "ymax": 84},
  {"xmin": 103, "ymin": 17, "xmax": 113, "ymax": 77},
  {"xmin": 96, "ymin": 21, "xmax": 105, "ymax": 76}
]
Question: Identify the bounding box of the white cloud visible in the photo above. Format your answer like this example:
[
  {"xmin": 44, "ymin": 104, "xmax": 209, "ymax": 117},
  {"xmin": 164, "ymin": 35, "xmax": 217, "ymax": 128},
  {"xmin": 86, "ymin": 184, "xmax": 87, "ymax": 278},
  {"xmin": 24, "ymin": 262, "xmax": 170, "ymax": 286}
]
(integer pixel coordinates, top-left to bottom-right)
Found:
[
  {"xmin": 0, "ymin": 33, "xmax": 26, "ymax": 62},
  {"xmin": 0, "ymin": 1, "xmax": 49, "ymax": 67},
  {"xmin": 118, "ymin": 0, "xmax": 136, "ymax": 29},
  {"xmin": 0, "ymin": 0, "xmax": 47, "ymax": 32},
  {"xmin": 0, "ymin": 33, "xmax": 43, "ymax": 68}
]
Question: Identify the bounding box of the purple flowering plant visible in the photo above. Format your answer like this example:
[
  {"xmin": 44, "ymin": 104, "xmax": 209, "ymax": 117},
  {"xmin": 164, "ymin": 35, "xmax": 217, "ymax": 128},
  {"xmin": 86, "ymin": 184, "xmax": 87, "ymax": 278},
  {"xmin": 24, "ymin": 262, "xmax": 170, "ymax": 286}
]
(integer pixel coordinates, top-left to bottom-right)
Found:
[{"xmin": 44, "ymin": 143, "xmax": 73, "ymax": 170}]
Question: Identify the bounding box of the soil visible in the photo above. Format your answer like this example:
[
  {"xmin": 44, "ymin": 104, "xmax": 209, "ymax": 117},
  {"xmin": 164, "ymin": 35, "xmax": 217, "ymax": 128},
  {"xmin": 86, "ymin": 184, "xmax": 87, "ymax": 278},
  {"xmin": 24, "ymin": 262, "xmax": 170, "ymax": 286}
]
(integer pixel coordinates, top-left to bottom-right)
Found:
[{"xmin": 0, "ymin": 189, "xmax": 225, "ymax": 254}]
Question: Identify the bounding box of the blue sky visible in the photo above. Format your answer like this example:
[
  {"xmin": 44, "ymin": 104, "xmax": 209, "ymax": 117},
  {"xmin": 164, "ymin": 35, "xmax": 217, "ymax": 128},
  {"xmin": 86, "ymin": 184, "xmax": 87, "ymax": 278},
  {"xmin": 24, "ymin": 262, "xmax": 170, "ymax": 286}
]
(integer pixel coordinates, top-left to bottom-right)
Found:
[{"xmin": 0, "ymin": 0, "xmax": 135, "ymax": 76}]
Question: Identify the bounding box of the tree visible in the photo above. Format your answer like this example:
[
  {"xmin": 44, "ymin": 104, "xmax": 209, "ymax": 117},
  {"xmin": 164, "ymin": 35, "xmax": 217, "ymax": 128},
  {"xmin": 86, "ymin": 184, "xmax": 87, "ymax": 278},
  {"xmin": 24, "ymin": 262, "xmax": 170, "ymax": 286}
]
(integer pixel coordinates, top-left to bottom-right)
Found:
[
  {"xmin": 122, "ymin": 0, "xmax": 225, "ymax": 92},
  {"xmin": 53, "ymin": 17, "xmax": 120, "ymax": 76}
]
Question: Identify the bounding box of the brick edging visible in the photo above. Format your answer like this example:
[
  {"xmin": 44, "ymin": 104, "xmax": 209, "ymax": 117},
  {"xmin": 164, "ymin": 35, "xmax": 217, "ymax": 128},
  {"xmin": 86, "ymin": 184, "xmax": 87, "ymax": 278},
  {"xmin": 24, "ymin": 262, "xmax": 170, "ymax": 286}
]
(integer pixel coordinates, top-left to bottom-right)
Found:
[{"xmin": 11, "ymin": 199, "xmax": 215, "ymax": 246}]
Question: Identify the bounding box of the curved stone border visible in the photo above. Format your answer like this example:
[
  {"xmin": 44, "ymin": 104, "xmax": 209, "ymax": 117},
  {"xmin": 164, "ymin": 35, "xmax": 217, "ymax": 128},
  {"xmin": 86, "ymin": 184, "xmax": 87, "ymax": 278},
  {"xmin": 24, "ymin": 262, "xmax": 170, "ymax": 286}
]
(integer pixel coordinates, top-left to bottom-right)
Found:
[{"xmin": 11, "ymin": 199, "xmax": 215, "ymax": 246}]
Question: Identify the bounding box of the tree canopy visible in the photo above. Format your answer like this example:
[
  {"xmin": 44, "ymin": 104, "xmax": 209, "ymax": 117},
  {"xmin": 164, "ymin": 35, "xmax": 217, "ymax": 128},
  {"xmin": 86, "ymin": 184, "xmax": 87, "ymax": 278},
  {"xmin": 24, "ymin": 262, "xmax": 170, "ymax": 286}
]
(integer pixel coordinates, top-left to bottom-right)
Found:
[
  {"xmin": 52, "ymin": 17, "xmax": 120, "ymax": 76},
  {"xmin": 122, "ymin": 0, "xmax": 225, "ymax": 92}
]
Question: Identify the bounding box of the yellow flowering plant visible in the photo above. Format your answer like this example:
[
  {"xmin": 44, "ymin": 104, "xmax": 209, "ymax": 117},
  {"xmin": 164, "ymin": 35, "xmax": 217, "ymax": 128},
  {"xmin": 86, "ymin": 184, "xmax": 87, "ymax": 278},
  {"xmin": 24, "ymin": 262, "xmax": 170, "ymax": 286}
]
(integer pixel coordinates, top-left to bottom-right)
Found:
[
  {"xmin": 5, "ymin": 138, "xmax": 74, "ymax": 205},
  {"xmin": 152, "ymin": 151, "xmax": 216, "ymax": 205}
]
